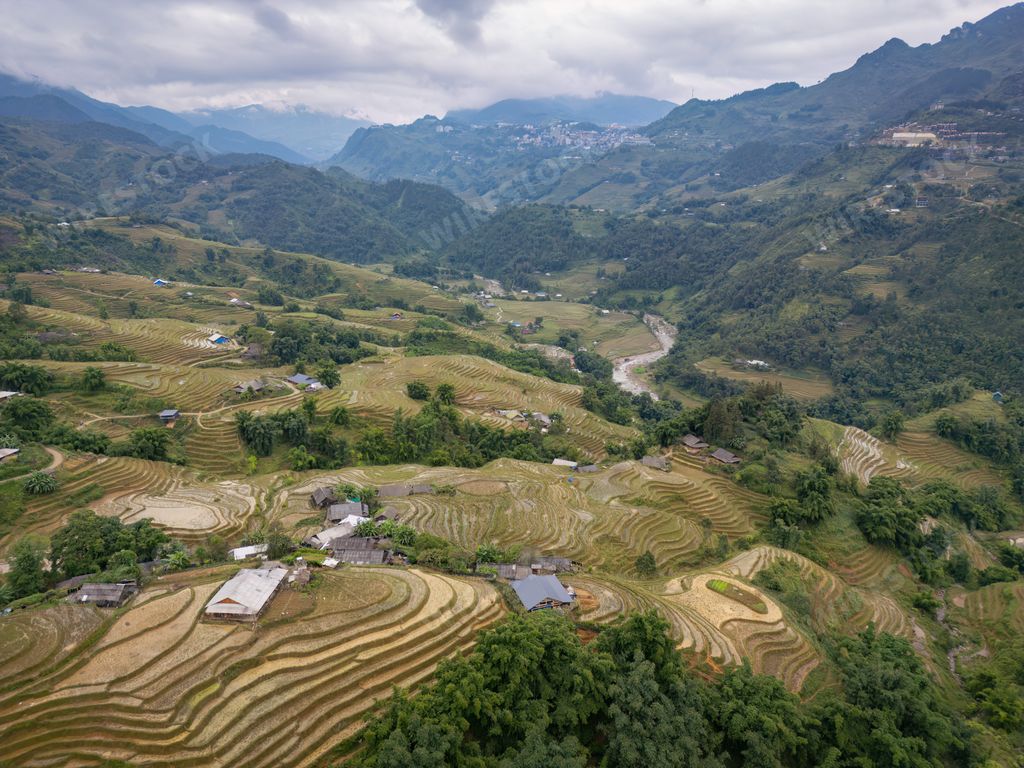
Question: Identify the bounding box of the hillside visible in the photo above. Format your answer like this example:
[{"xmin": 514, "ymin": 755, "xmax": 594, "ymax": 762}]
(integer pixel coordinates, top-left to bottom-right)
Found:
[{"xmin": 445, "ymin": 93, "xmax": 676, "ymax": 126}]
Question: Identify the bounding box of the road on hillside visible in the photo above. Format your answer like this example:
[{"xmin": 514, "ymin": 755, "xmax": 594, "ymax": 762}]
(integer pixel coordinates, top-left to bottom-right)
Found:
[{"xmin": 612, "ymin": 314, "xmax": 677, "ymax": 400}]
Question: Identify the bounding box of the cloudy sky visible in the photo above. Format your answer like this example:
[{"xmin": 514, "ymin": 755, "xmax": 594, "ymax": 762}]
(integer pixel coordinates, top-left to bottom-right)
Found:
[{"xmin": 0, "ymin": 0, "xmax": 1008, "ymax": 123}]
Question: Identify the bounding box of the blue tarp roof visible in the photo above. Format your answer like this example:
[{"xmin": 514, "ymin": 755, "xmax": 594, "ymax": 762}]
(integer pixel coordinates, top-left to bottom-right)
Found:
[{"xmin": 510, "ymin": 574, "xmax": 572, "ymax": 610}]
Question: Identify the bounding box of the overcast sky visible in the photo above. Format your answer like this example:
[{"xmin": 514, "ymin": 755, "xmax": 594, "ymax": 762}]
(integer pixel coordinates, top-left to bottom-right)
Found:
[{"xmin": 0, "ymin": 0, "xmax": 1009, "ymax": 123}]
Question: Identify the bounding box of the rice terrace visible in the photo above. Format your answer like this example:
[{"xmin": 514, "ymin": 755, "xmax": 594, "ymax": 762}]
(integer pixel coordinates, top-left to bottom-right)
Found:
[{"xmin": 2, "ymin": 3, "xmax": 1024, "ymax": 765}]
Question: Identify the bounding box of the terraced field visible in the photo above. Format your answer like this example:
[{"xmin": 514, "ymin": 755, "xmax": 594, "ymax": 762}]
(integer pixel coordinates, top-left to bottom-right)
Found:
[
  {"xmin": 567, "ymin": 545, "xmax": 917, "ymax": 692},
  {"xmin": 0, "ymin": 566, "xmax": 505, "ymax": 767},
  {"xmin": 322, "ymin": 354, "xmax": 637, "ymax": 457},
  {"xmin": 0, "ymin": 456, "xmax": 265, "ymax": 554},
  {"xmin": 275, "ymin": 457, "xmax": 768, "ymax": 574},
  {"xmin": 694, "ymin": 357, "xmax": 834, "ymax": 400},
  {"xmin": 833, "ymin": 425, "xmax": 1004, "ymax": 490}
]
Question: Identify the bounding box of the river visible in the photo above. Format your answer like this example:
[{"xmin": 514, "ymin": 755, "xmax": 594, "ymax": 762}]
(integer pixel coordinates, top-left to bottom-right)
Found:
[{"xmin": 612, "ymin": 313, "xmax": 677, "ymax": 399}]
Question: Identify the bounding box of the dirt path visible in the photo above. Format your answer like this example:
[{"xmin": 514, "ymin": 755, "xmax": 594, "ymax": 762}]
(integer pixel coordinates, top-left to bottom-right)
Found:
[
  {"xmin": 0, "ymin": 446, "xmax": 64, "ymax": 485},
  {"xmin": 611, "ymin": 314, "xmax": 677, "ymax": 400}
]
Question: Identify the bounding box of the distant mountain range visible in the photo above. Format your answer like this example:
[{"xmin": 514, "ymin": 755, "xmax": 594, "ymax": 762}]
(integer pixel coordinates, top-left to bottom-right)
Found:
[{"xmin": 445, "ymin": 93, "xmax": 677, "ymax": 127}]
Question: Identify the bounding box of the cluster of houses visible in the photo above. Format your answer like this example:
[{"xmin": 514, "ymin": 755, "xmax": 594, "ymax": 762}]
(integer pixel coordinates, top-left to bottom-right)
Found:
[
  {"xmin": 682, "ymin": 434, "xmax": 741, "ymax": 465},
  {"xmin": 493, "ymin": 409, "xmax": 554, "ymax": 432}
]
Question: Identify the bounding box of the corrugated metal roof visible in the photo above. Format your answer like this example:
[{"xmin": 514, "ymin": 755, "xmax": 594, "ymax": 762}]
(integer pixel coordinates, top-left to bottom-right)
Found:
[
  {"xmin": 510, "ymin": 575, "xmax": 572, "ymax": 610},
  {"xmin": 326, "ymin": 501, "xmax": 369, "ymax": 521},
  {"xmin": 333, "ymin": 549, "xmax": 388, "ymax": 565},
  {"xmin": 205, "ymin": 567, "xmax": 287, "ymax": 617}
]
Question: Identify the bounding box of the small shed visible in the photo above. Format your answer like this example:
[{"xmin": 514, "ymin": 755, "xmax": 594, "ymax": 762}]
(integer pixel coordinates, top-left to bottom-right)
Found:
[
  {"xmin": 229, "ymin": 543, "xmax": 268, "ymax": 561},
  {"xmin": 530, "ymin": 412, "xmax": 552, "ymax": 428},
  {"xmin": 310, "ymin": 487, "xmax": 337, "ymax": 508},
  {"xmin": 158, "ymin": 409, "xmax": 180, "ymax": 423},
  {"xmin": 74, "ymin": 581, "xmax": 137, "ymax": 608},
  {"xmin": 153, "ymin": 278, "xmax": 170, "ymax": 287},
  {"xmin": 329, "ymin": 536, "xmax": 378, "ymax": 554},
  {"xmin": 326, "ymin": 501, "xmax": 370, "ymax": 523},
  {"xmin": 578, "ymin": 464, "xmax": 599, "ymax": 473},
  {"xmin": 641, "ymin": 455, "xmax": 671, "ymax": 472},
  {"xmin": 510, "ymin": 575, "xmax": 574, "ymax": 611},
  {"xmin": 208, "ymin": 333, "xmax": 230, "ymax": 344},
  {"xmin": 0, "ymin": 447, "xmax": 20, "ymax": 463},
  {"xmin": 375, "ymin": 507, "xmax": 401, "ymax": 523},
  {"xmin": 710, "ymin": 448, "xmax": 741, "ymax": 465},
  {"xmin": 531, "ymin": 556, "xmax": 575, "ymax": 574}
]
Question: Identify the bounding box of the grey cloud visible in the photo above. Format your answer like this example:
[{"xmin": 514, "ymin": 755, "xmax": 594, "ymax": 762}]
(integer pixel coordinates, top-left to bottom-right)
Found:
[
  {"xmin": 0, "ymin": 0, "xmax": 1011, "ymax": 123},
  {"xmin": 415, "ymin": 0, "xmax": 496, "ymax": 43}
]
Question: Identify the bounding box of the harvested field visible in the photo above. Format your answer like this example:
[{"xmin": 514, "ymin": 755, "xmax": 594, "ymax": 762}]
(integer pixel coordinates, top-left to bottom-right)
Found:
[
  {"xmin": 694, "ymin": 358, "xmax": 834, "ymax": 400},
  {"xmin": 0, "ymin": 566, "xmax": 505, "ymax": 767},
  {"xmin": 0, "ymin": 456, "xmax": 265, "ymax": 554}
]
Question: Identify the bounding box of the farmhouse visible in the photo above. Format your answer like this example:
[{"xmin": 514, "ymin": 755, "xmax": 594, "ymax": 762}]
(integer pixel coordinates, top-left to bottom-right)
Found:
[
  {"xmin": 511, "ymin": 575, "xmax": 574, "ymax": 611},
  {"xmin": 153, "ymin": 278, "xmax": 170, "ymax": 287},
  {"xmin": 641, "ymin": 455, "xmax": 671, "ymax": 472},
  {"xmin": 229, "ymin": 543, "xmax": 268, "ymax": 561},
  {"xmin": 332, "ymin": 548, "xmax": 389, "ymax": 565},
  {"xmin": 306, "ymin": 523, "xmax": 361, "ymax": 549},
  {"xmin": 204, "ymin": 567, "xmax": 287, "ymax": 621},
  {"xmin": 378, "ymin": 483, "xmax": 435, "ymax": 497},
  {"xmin": 229, "ymin": 297, "xmax": 254, "ymax": 309},
  {"xmin": 326, "ymin": 501, "xmax": 370, "ymax": 523},
  {"xmin": 681, "ymin": 434, "xmax": 709, "ymax": 451},
  {"xmin": 375, "ymin": 507, "xmax": 401, "ymax": 523},
  {"xmin": 552, "ymin": 458, "xmax": 578, "ymax": 469},
  {"xmin": 710, "ymin": 448, "xmax": 741, "ymax": 465},
  {"xmin": 287, "ymin": 373, "xmax": 321, "ymax": 389},
  {"xmin": 578, "ymin": 464, "xmax": 599, "ymax": 473},
  {"xmin": 207, "ymin": 333, "xmax": 230, "ymax": 344},
  {"xmin": 233, "ymin": 379, "xmax": 264, "ymax": 395},
  {"xmin": 530, "ymin": 412, "xmax": 552, "ymax": 428},
  {"xmin": 0, "ymin": 447, "xmax": 20, "ymax": 463},
  {"xmin": 158, "ymin": 409, "xmax": 180, "ymax": 424},
  {"xmin": 310, "ymin": 486, "xmax": 337, "ymax": 508},
  {"xmin": 0, "ymin": 391, "xmax": 21, "ymax": 402},
  {"xmin": 73, "ymin": 581, "xmax": 137, "ymax": 608}
]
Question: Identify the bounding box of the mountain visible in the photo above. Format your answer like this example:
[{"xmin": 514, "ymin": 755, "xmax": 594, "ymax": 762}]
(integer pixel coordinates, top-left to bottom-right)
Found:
[
  {"xmin": 647, "ymin": 3, "xmax": 1024, "ymax": 145},
  {"xmin": 445, "ymin": 93, "xmax": 676, "ymax": 126},
  {"xmin": 0, "ymin": 72, "xmax": 310, "ymax": 163},
  {"xmin": 180, "ymin": 105, "xmax": 369, "ymax": 162}
]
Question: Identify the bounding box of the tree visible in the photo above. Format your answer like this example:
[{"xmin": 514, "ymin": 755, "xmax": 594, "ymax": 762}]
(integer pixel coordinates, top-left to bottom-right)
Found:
[
  {"xmin": 265, "ymin": 525, "xmax": 293, "ymax": 559},
  {"xmin": 329, "ymin": 406, "xmax": 351, "ymax": 426},
  {"xmin": 24, "ymin": 470, "xmax": 58, "ymax": 495},
  {"xmin": 8, "ymin": 534, "xmax": 47, "ymax": 598},
  {"xmin": 206, "ymin": 535, "xmax": 229, "ymax": 562},
  {"xmin": 167, "ymin": 550, "xmax": 191, "ymax": 571},
  {"xmin": 122, "ymin": 428, "xmax": 171, "ymax": 461},
  {"xmin": 434, "ymin": 383, "xmax": 456, "ymax": 405},
  {"xmin": 80, "ymin": 366, "xmax": 106, "ymax": 392},
  {"xmin": 794, "ymin": 466, "xmax": 835, "ymax": 522},
  {"xmin": 301, "ymin": 396, "xmax": 317, "ymax": 424},
  {"xmin": 881, "ymin": 409, "xmax": 905, "ymax": 441},
  {"xmin": 105, "ymin": 549, "xmax": 141, "ymax": 581},
  {"xmin": 316, "ymin": 362, "xmax": 340, "ymax": 389},
  {"xmin": 406, "ymin": 380, "xmax": 431, "ymax": 401},
  {"xmin": 635, "ymin": 551, "xmax": 657, "ymax": 577}
]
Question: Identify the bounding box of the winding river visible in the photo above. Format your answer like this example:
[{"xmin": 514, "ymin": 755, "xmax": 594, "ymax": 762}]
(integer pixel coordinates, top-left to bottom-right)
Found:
[{"xmin": 612, "ymin": 313, "xmax": 677, "ymax": 399}]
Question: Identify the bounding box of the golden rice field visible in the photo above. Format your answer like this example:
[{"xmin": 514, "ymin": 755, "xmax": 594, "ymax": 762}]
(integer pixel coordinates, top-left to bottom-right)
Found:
[
  {"xmin": 0, "ymin": 566, "xmax": 504, "ymax": 767},
  {"xmin": 274, "ymin": 456, "xmax": 768, "ymax": 573},
  {"xmin": 694, "ymin": 357, "xmax": 834, "ymax": 400}
]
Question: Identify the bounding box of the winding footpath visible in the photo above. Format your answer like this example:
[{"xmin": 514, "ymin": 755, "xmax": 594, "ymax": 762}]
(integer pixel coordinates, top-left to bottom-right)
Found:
[{"xmin": 612, "ymin": 314, "xmax": 677, "ymax": 399}]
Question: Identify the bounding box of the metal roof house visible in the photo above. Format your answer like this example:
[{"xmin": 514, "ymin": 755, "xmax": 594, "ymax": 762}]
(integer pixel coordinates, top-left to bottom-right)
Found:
[
  {"xmin": 552, "ymin": 458, "xmax": 578, "ymax": 469},
  {"xmin": 204, "ymin": 567, "xmax": 287, "ymax": 621},
  {"xmin": 208, "ymin": 333, "xmax": 230, "ymax": 344},
  {"xmin": 510, "ymin": 575, "xmax": 574, "ymax": 612},
  {"xmin": 0, "ymin": 447, "xmax": 20, "ymax": 463},
  {"xmin": 332, "ymin": 548, "xmax": 389, "ymax": 565},
  {"xmin": 158, "ymin": 409, "xmax": 180, "ymax": 423},
  {"xmin": 478, "ymin": 562, "xmax": 530, "ymax": 580},
  {"xmin": 233, "ymin": 379, "xmax": 264, "ymax": 395},
  {"xmin": 326, "ymin": 501, "xmax": 370, "ymax": 523},
  {"xmin": 286, "ymin": 374, "xmax": 319, "ymax": 388},
  {"xmin": 73, "ymin": 581, "xmax": 138, "ymax": 608}
]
